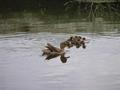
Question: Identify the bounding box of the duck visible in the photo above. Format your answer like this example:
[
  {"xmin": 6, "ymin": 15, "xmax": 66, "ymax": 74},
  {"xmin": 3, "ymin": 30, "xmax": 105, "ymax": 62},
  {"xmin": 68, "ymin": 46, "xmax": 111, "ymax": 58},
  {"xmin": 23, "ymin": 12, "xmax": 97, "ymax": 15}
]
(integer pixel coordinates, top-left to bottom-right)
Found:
[
  {"xmin": 45, "ymin": 51, "xmax": 70, "ymax": 63},
  {"xmin": 60, "ymin": 53, "xmax": 70, "ymax": 63},
  {"xmin": 70, "ymin": 36, "xmax": 87, "ymax": 49},
  {"xmin": 68, "ymin": 36, "xmax": 81, "ymax": 48},
  {"xmin": 60, "ymin": 36, "xmax": 85, "ymax": 49},
  {"xmin": 42, "ymin": 36, "xmax": 87, "ymax": 63},
  {"xmin": 46, "ymin": 43, "xmax": 63, "ymax": 52},
  {"xmin": 42, "ymin": 43, "xmax": 70, "ymax": 63},
  {"xmin": 60, "ymin": 40, "xmax": 73, "ymax": 49},
  {"xmin": 45, "ymin": 51, "xmax": 62, "ymax": 60},
  {"xmin": 80, "ymin": 37, "xmax": 86, "ymax": 49},
  {"xmin": 42, "ymin": 49, "xmax": 51, "ymax": 56},
  {"xmin": 67, "ymin": 36, "xmax": 74, "ymax": 42},
  {"xmin": 42, "ymin": 43, "xmax": 64, "ymax": 56}
]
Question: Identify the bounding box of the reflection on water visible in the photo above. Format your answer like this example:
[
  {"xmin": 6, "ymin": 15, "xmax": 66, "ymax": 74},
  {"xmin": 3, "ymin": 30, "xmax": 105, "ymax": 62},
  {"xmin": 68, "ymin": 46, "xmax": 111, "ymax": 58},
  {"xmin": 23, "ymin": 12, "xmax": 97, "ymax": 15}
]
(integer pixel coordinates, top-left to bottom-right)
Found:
[
  {"xmin": 0, "ymin": 32, "xmax": 120, "ymax": 90},
  {"xmin": 0, "ymin": 14, "xmax": 120, "ymax": 34}
]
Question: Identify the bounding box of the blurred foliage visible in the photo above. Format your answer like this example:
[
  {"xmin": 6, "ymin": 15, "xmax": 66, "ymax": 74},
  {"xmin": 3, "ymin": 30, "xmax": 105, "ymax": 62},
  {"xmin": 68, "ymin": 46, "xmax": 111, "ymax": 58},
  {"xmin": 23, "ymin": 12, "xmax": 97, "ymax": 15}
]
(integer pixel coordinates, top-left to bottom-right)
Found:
[{"xmin": 0, "ymin": 0, "xmax": 120, "ymax": 20}]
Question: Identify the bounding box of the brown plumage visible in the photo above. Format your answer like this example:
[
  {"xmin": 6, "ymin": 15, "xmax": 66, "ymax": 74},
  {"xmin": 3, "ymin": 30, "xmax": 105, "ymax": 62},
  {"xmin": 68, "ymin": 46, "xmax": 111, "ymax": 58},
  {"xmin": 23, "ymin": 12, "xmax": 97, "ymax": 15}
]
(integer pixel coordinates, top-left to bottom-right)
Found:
[
  {"xmin": 42, "ymin": 43, "xmax": 69, "ymax": 63},
  {"xmin": 42, "ymin": 49, "xmax": 51, "ymax": 56},
  {"xmin": 60, "ymin": 41, "xmax": 73, "ymax": 49},
  {"xmin": 60, "ymin": 53, "xmax": 70, "ymax": 63},
  {"xmin": 60, "ymin": 36, "xmax": 86, "ymax": 49},
  {"xmin": 80, "ymin": 37, "xmax": 86, "ymax": 49},
  {"xmin": 42, "ymin": 36, "xmax": 87, "ymax": 63}
]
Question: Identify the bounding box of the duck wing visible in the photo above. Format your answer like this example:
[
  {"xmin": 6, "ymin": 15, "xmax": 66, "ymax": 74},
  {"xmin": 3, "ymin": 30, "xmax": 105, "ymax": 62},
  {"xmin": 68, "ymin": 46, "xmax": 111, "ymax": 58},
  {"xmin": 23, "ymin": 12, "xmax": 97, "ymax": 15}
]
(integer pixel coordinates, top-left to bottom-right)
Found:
[
  {"xmin": 45, "ymin": 52, "xmax": 60, "ymax": 60},
  {"xmin": 42, "ymin": 49, "xmax": 51, "ymax": 56},
  {"xmin": 47, "ymin": 43, "xmax": 61, "ymax": 52}
]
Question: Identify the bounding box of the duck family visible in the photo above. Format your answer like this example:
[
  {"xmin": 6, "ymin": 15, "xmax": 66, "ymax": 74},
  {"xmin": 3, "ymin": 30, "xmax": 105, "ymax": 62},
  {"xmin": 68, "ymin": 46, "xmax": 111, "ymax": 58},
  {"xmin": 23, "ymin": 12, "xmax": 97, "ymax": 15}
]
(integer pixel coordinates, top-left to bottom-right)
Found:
[{"xmin": 42, "ymin": 36, "xmax": 87, "ymax": 63}]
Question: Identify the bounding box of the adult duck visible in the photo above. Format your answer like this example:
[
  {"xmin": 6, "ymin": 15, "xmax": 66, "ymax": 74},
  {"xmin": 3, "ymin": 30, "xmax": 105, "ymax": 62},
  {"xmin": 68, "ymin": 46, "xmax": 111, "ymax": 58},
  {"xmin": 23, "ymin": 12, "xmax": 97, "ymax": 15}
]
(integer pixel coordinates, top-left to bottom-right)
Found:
[{"xmin": 42, "ymin": 43, "xmax": 69, "ymax": 63}]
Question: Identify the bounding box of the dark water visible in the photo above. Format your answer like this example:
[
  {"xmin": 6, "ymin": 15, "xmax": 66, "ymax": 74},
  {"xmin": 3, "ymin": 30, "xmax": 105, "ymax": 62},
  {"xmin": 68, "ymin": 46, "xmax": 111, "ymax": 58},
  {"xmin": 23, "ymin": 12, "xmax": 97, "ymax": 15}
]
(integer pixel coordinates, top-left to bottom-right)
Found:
[
  {"xmin": 0, "ymin": 13, "xmax": 120, "ymax": 34},
  {"xmin": 0, "ymin": 15, "xmax": 120, "ymax": 90}
]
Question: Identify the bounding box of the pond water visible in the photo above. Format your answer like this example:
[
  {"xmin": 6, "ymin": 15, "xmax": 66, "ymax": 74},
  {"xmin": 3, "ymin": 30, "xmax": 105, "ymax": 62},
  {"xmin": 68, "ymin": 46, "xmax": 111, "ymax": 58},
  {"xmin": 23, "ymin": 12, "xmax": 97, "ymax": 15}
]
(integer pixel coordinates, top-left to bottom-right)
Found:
[{"xmin": 0, "ymin": 16, "xmax": 120, "ymax": 90}]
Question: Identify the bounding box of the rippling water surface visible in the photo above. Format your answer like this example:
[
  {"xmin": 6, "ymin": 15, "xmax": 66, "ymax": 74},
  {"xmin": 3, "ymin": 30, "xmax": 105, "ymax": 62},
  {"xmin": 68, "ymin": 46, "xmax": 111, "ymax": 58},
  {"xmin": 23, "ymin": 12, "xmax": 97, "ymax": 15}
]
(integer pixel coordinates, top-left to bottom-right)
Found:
[{"xmin": 0, "ymin": 32, "xmax": 120, "ymax": 90}]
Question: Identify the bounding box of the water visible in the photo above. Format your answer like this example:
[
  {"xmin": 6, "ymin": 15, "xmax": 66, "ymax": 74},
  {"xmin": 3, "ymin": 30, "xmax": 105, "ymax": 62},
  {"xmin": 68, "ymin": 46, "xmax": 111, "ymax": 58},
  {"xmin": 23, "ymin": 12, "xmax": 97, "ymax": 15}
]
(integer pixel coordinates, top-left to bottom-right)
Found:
[
  {"xmin": 0, "ymin": 32, "xmax": 120, "ymax": 90},
  {"xmin": 0, "ymin": 15, "xmax": 120, "ymax": 90},
  {"xmin": 0, "ymin": 14, "xmax": 120, "ymax": 34}
]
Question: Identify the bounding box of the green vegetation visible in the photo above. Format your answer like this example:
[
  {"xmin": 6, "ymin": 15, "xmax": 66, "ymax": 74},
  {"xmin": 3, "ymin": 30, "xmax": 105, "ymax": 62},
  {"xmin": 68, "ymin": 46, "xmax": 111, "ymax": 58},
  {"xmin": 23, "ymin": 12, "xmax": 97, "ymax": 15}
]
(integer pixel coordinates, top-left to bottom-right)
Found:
[{"xmin": 0, "ymin": 0, "xmax": 120, "ymax": 21}]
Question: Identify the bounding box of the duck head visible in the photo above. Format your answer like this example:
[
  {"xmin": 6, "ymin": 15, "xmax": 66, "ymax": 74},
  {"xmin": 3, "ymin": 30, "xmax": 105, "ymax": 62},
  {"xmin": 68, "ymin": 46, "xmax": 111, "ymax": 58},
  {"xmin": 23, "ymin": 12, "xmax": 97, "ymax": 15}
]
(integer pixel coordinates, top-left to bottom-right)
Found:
[{"xmin": 60, "ymin": 53, "xmax": 70, "ymax": 63}]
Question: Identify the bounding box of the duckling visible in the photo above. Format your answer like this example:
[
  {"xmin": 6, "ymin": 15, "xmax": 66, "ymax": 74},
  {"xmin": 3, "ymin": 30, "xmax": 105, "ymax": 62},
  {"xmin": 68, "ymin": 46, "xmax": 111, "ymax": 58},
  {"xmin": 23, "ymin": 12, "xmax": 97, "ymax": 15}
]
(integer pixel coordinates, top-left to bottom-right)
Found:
[
  {"xmin": 67, "ymin": 36, "xmax": 74, "ymax": 42},
  {"xmin": 75, "ymin": 36, "xmax": 81, "ymax": 41},
  {"xmin": 80, "ymin": 37, "xmax": 86, "ymax": 49},
  {"xmin": 70, "ymin": 37, "xmax": 79, "ymax": 47},
  {"xmin": 74, "ymin": 36, "xmax": 82, "ymax": 48},
  {"xmin": 60, "ymin": 41, "xmax": 73, "ymax": 49},
  {"xmin": 69, "ymin": 36, "xmax": 87, "ymax": 49},
  {"xmin": 60, "ymin": 36, "xmax": 84, "ymax": 49}
]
